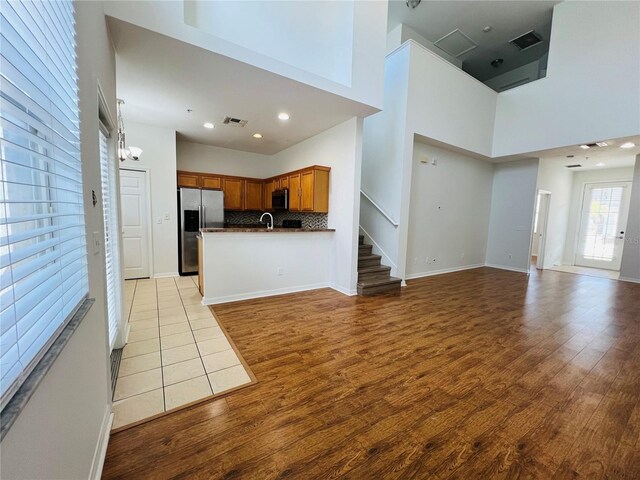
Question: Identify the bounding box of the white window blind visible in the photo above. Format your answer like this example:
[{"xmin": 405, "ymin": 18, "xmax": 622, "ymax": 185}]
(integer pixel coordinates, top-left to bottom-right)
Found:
[
  {"xmin": 99, "ymin": 127, "xmax": 123, "ymax": 349},
  {"xmin": 0, "ymin": 0, "xmax": 88, "ymax": 408}
]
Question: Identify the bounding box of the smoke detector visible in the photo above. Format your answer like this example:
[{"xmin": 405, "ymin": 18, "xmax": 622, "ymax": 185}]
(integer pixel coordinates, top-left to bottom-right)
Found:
[{"xmin": 222, "ymin": 116, "xmax": 248, "ymax": 127}]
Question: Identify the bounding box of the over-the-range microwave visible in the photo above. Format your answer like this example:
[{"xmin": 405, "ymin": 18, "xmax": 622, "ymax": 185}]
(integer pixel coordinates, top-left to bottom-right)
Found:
[{"xmin": 272, "ymin": 189, "xmax": 288, "ymax": 210}]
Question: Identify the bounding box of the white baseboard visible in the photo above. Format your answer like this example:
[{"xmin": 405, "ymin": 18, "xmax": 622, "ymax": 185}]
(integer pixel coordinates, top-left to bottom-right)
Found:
[
  {"xmin": 619, "ymin": 276, "xmax": 640, "ymax": 284},
  {"xmin": 153, "ymin": 272, "xmax": 179, "ymax": 279},
  {"xmin": 203, "ymin": 283, "xmax": 331, "ymax": 305},
  {"xmin": 90, "ymin": 407, "xmax": 113, "ymax": 480},
  {"xmin": 484, "ymin": 263, "xmax": 529, "ymax": 274},
  {"xmin": 330, "ymin": 283, "xmax": 358, "ymax": 296},
  {"xmin": 405, "ymin": 264, "xmax": 485, "ymax": 280}
]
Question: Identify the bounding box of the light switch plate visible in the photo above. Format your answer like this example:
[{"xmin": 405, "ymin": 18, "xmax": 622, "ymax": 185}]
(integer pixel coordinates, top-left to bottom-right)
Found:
[{"xmin": 92, "ymin": 231, "xmax": 100, "ymax": 255}]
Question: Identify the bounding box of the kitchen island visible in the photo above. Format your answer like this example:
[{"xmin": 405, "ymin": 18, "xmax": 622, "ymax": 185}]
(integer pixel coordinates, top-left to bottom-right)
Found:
[{"xmin": 198, "ymin": 228, "xmax": 336, "ymax": 304}]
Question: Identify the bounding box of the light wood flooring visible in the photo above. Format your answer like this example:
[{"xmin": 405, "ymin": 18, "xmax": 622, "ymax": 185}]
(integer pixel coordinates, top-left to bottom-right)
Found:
[{"xmin": 103, "ymin": 267, "xmax": 640, "ymax": 479}]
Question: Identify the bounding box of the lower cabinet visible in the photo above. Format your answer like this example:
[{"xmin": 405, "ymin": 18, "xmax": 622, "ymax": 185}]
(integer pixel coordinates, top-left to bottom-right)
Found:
[{"xmin": 197, "ymin": 235, "xmax": 203, "ymax": 295}]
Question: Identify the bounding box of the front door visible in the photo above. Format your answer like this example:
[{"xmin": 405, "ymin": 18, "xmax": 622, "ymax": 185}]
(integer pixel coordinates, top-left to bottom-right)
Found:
[
  {"xmin": 575, "ymin": 182, "xmax": 631, "ymax": 271},
  {"xmin": 120, "ymin": 169, "xmax": 150, "ymax": 279}
]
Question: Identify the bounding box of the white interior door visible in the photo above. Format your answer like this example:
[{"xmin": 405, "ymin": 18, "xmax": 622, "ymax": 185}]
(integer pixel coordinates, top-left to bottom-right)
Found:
[
  {"xmin": 575, "ymin": 182, "xmax": 631, "ymax": 271},
  {"xmin": 120, "ymin": 169, "xmax": 151, "ymax": 279},
  {"xmin": 535, "ymin": 193, "xmax": 550, "ymax": 270}
]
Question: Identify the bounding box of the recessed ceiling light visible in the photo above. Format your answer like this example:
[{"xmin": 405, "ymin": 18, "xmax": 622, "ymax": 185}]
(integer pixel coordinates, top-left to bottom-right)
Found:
[
  {"xmin": 579, "ymin": 145, "xmax": 590, "ymax": 149},
  {"xmin": 482, "ymin": 26, "xmax": 492, "ymax": 33},
  {"xmin": 203, "ymin": 122, "xmax": 215, "ymax": 129},
  {"xmin": 252, "ymin": 133, "xmax": 263, "ymax": 139},
  {"xmin": 596, "ymin": 162, "xmax": 606, "ymax": 167},
  {"xmin": 278, "ymin": 112, "xmax": 290, "ymax": 121},
  {"xmin": 620, "ymin": 142, "xmax": 636, "ymax": 149},
  {"xmin": 595, "ymin": 142, "xmax": 608, "ymax": 147}
]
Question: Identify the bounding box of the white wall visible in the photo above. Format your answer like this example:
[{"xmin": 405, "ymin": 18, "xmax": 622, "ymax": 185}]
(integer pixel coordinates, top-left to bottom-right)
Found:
[
  {"xmin": 360, "ymin": 46, "xmax": 411, "ymax": 274},
  {"xmin": 201, "ymin": 232, "xmax": 333, "ymax": 304},
  {"xmin": 406, "ymin": 43, "xmax": 497, "ymax": 158},
  {"xmin": 386, "ymin": 24, "xmax": 463, "ymax": 68},
  {"xmin": 104, "ymin": 0, "xmax": 387, "ymax": 110},
  {"xmin": 271, "ymin": 118, "xmax": 363, "ymax": 294},
  {"xmin": 184, "ymin": 0, "xmax": 354, "ymax": 87},
  {"xmin": 0, "ymin": 1, "xmax": 115, "ymax": 478},
  {"xmin": 563, "ymin": 166, "xmax": 635, "ymax": 266},
  {"xmin": 486, "ymin": 159, "xmax": 539, "ymax": 272},
  {"xmin": 493, "ymin": 1, "xmax": 640, "ymax": 156},
  {"xmin": 121, "ymin": 122, "xmax": 178, "ymax": 277},
  {"xmin": 406, "ymin": 142, "xmax": 493, "ymax": 278},
  {"xmin": 620, "ymin": 156, "xmax": 640, "ymax": 282},
  {"xmin": 176, "ymin": 141, "xmax": 272, "ymax": 178},
  {"xmin": 535, "ymin": 158, "xmax": 574, "ymax": 268}
]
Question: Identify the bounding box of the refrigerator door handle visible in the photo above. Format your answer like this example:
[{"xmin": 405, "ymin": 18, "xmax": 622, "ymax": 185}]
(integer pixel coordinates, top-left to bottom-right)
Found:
[
  {"xmin": 198, "ymin": 204, "xmax": 202, "ymax": 229},
  {"xmin": 202, "ymin": 206, "xmax": 206, "ymax": 227}
]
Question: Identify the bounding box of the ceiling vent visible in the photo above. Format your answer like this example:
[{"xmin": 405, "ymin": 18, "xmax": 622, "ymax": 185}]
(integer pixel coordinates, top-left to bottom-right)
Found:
[
  {"xmin": 222, "ymin": 116, "xmax": 248, "ymax": 127},
  {"xmin": 434, "ymin": 29, "xmax": 478, "ymax": 58},
  {"xmin": 565, "ymin": 164, "xmax": 582, "ymax": 169},
  {"xmin": 510, "ymin": 30, "xmax": 543, "ymax": 51}
]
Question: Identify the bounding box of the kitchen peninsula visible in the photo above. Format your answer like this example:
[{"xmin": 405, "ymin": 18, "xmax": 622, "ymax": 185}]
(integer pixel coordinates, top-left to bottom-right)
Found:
[{"xmin": 197, "ymin": 227, "xmax": 335, "ymax": 304}]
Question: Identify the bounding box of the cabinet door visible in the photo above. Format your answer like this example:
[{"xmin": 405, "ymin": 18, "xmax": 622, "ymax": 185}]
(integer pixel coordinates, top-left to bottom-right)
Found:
[
  {"xmin": 244, "ymin": 180, "xmax": 263, "ymax": 211},
  {"xmin": 177, "ymin": 172, "xmax": 200, "ymax": 188},
  {"xmin": 288, "ymin": 173, "xmax": 301, "ymax": 211},
  {"xmin": 280, "ymin": 176, "xmax": 289, "ymax": 190},
  {"xmin": 264, "ymin": 180, "xmax": 275, "ymax": 210},
  {"xmin": 300, "ymin": 170, "xmax": 315, "ymax": 211},
  {"xmin": 201, "ymin": 175, "xmax": 222, "ymax": 189},
  {"xmin": 222, "ymin": 178, "xmax": 244, "ymax": 210}
]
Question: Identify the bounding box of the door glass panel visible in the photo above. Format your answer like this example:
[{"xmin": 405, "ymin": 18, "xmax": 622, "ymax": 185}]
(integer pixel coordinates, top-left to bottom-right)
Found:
[{"xmin": 581, "ymin": 186, "xmax": 623, "ymax": 261}]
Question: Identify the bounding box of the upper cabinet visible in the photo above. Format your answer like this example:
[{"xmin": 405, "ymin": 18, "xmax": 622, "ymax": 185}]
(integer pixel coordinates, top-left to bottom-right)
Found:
[
  {"xmin": 290, "ymin": 166, "xmax": 329, "ymax": 213},
  {"xmin": 244, "ymin": 179, "xmax": 263, "ymax": 211},
  {"xmin": 176, "ymin": 165, "xmax": 330, "ymax": 212},
  {"xmin": 177, "ymin": 171, "xmax": 201, "ymax": 188},
  {"xmin": 201, "ymin": 174, "xmax": 222, "ymax": 190},
  {"xmin": 222, "ymin": 177, "xmax": 244, "ymax": 210}
]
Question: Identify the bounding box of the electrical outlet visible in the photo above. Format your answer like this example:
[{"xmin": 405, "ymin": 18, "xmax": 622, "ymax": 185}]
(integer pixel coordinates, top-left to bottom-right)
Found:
[
  {"xmin": 164, "ymin": 213, "xmax": 170, "ymax": 220},
  {"xmin": 277, "ymin": 267, "xmax": 284, "ymax": 276},
  {"xmin": 508, "ymin": 253, "xmax": 513, "ymax": 259},
  {"xmin": 413, "ymin": 257, "xmax": 417, "ymax": 265},
  {"xmin": 461, "ymin": 253, "xmax": 465, "ymax": 259},
  {"xmin": 156, "ymin": 217, "xmax": 162, "ymax": 224},
  {"xmin": 433, "ymin": 258, "xmax": 437, "ymax": 263}
]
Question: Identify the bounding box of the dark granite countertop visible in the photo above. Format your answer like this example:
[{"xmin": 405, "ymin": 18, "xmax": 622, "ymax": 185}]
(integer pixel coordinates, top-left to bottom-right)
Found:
[{"xmin": 200, "ymin": 227, "xmax": 335, "ymax": 233}]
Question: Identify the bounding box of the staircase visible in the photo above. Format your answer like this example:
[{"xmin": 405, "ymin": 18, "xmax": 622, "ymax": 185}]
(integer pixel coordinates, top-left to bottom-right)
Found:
[{"xmin": 357, "ymin": 234, "xmax": 402, "ymax": 296}]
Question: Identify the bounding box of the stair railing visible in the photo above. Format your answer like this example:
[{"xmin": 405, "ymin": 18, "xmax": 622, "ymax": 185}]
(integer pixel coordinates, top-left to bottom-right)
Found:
[{"xmin": 360, "ymin": 190, "xmax": 399, "ymax": 227}]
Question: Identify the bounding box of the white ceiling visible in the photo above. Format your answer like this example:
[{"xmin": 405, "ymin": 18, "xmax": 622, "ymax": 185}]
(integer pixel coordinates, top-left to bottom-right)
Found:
[
  {"xmin": 388, "ymin": 0, "xmax": 561, "ymax": 81},
  {"xmin": 538, "ymin": 136, "xmax": 640, "ymax": 171},
  {"xmin": 107, "ymin": 18, "xmax": 375, "ymax": 155}
]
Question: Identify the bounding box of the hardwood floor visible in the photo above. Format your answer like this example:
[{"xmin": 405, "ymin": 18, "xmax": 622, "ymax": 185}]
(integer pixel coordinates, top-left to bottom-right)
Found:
[{"xmin": 102, "ymin": 267, "xmax": 640, "ymax": 479}]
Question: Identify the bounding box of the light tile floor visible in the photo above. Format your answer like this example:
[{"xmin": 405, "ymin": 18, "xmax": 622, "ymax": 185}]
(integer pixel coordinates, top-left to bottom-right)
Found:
[
  {"xmin": 112, "ymin": 276, "xmax": 253, "ymax": 430},
  {"xmin": 548, "ymin": 264, "xmax": 620, "ymax": 280}
]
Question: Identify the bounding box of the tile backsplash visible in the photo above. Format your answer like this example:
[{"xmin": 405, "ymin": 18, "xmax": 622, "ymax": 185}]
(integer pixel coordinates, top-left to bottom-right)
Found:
[{"xmin": 225, "ymin": 211, "xmax": 328, "ymax": 229}]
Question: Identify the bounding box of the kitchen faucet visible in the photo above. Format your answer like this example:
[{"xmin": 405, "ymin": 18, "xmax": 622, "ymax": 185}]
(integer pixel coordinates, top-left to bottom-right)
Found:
[{"xmin": 259, "ymin": 212, "xmax": 274, "ymax": 230}]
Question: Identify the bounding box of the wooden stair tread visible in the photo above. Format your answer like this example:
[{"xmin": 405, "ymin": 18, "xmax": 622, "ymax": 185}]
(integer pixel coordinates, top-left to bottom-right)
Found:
[
  {"xmin": 357, "ymin": 276, "xmax": 402, "ymax": 288},
  {"xmin": 357, "ymin": 265, "xmax": 391, "ymax": 274}
]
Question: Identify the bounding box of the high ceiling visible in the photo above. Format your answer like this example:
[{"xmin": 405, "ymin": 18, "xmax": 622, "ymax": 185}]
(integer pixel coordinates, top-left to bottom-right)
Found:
[
  {"xmin": 534, "ymin": 136, "xmax": 640, "ymax": 171},
  {"xmin": 107, "ymin": 18, "xmax": 375, "ymax": 155},
  {"xmin": 388, "ymin": 0, "xmax": 561, "ymax": 82}
]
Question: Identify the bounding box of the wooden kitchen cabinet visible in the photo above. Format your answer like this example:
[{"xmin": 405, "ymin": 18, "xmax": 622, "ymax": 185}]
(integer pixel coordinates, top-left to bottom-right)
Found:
[
  {"xmin": 288, "ymin": 173, "xmax": 301, "ymax": 211},
  {"xmin": 264, "ymin": 180, "xmax": 276, "ymax": 210},
  {"xmin": 244, "ymin": 179, "xmax": 263, "ymax": 211},
  {"xmin": 177, "ymin": 165, "xmax": 330, "ymax": 212},
  {"xmin": 201, "ymin": 175, "xmax": 222, "ymax": 190},
  {"xmin": 177, "ymin": 171, "xmax": 200, "ymax": 188},
  {"xmin": 222, "ymin": 177, "xmax": 244, "ymax": 210},
  {"xmin": 287, "ymin": 167, "xmax": 329, "ymax": 213}
]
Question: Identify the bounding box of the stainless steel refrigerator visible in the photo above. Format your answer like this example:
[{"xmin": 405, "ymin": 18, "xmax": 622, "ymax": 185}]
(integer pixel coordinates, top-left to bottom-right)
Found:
[{"xmin": 178, "ymin": 188, "xmax": 224, "ymax": 275}]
